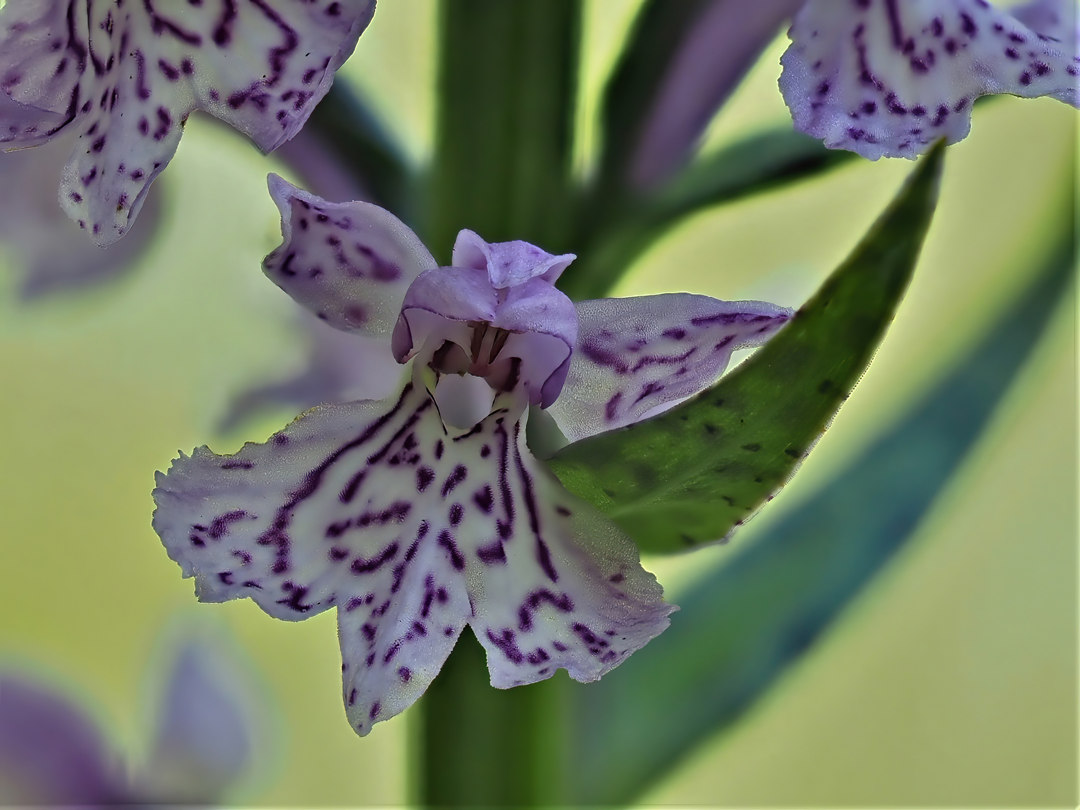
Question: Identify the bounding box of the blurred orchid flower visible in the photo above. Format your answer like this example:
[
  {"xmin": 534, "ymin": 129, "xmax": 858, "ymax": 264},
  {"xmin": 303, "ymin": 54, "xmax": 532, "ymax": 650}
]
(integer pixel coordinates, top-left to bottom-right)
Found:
[
  {"xmin": 780, "ymin": 0, "xmax": 1080, "ymax": 159},
  {"xmin": 152, "ymin": 178, "xmax": 792, "ymax": 736},
  {"xmin": 0, "ymin": 93, "xmax": 162, "ymax": 298},
  {"xmin": 625, "ymin": 0, "xmax": 804, "ymax": 189},
  {"xmin": 0, "ymin": 0, "xmax": 376, "ymax": 246},
  {"xmin": 0, "ymin": 635, "xmax": 256, "ymax": 806}
]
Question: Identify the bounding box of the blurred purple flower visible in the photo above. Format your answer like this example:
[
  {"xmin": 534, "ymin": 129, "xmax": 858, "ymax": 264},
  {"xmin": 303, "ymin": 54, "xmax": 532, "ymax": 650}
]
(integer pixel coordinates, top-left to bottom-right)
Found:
[
  {"xmin": 629, "ymin": 0, "xmax": 803, "ymax": 189},
  {"xmin": 152, "ymin": 178, "xmax": 791, "ymax": 735},
  {"xmin": 0, "ymin": 636, "xmax": 256, "ymax": 807},
  {"xmin": 0, "ymin": 0, "xmax": 376, "ymax": 245},
  {"xmin": 780, "ymin": 0, "xmax": 1079, "ymax": 159}
]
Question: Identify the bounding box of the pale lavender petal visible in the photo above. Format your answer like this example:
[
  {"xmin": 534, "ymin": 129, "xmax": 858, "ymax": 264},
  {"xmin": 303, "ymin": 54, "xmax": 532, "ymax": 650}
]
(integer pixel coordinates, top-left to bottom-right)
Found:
[
  {"xmin": 630, "ymin": 0, "xmax": 803, "ymax": 189},
  {"xmin": 0, "ymin": 0, "xmax": 375, "ymax": 245},
  {"xmin": 154, "ymin": 376, "xmax": 673, "ymax": 736},
  {"xmin": 451, "ymin": 229, "xmax": 576, "ymax": 288},
  {"xmin": 393, "ymin": 269, "xmax": 577, "ymax": 409},
  {"xmin": 0, "ymin": 127, "xmax": 162, "ymax": 299},
  {"xmin": 0, "ymin": 675, "xmax": 122, "ymax": 806},
  {"xmin": 780, "ymin": 0, "xmax": 1080, "ymax": 160},
  {"xmin": 139, "ymin": 640, "xmax": 253, "ymax": 804},
  {"xmin": 548, "ymin": 294, "xmax": 792, "ymax": 443},
  {"xmin": 220, "ymin": 310, "xmax": 405, "ymax": 433},
  {"xmin": 264, "ymin": 175, "xmax": 437, "ymax": 340}
]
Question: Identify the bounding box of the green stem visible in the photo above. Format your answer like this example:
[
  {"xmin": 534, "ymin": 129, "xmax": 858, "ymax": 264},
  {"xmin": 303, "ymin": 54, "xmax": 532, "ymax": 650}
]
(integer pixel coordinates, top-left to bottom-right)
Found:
[
  {"xmin": 418, "ymin": 3, "xmax": 581, "ymax": 807},
  {"xmin": 425, "ymin": 0, "xmax": 581, "ymax": 257},
  {"xmin": 417, "ymin": 635, "xmax": 568, "ymax": 807}
]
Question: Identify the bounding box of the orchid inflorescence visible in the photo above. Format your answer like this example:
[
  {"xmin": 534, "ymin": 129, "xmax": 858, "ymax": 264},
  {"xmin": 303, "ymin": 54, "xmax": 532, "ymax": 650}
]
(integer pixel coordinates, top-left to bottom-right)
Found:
[{"xmin": 0, "ymin": 0, "xmax": 1074, "ymax": 795}]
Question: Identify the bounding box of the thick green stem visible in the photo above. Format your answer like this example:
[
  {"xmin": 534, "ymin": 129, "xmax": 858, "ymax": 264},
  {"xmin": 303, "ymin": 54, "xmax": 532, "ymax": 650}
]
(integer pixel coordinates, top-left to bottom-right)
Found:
[
  {"xmin": 417, "ymin": 634, "xmax": 568, "ymax": 807},
  {"xmin": 418, "ymin": 3, "xmax": 581, "ymax": 807},
  {"xmin": 425, "ymin": 0, "xmax": 581, "ymax": 257}
]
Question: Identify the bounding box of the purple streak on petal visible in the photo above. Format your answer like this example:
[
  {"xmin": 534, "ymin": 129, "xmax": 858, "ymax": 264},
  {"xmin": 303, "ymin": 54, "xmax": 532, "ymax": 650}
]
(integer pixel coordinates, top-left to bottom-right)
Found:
[
  {"xmin": 0, "ymin": 675, "xmax": 122, "ymax": 806},
  {"xmin": 549, "ymin": 293, "xmax": 792, "ymax": 442},
  {"xmin": 631, "ymin": 0, "xmax": 802, "ymax": 189},
  {"xmin": 154, "ymin": 370, "xmax": 676, "ymax": 736}
]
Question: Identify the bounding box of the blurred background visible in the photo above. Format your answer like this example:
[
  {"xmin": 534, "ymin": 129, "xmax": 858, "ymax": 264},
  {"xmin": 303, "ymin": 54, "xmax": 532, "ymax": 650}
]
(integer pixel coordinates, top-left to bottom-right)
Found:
[{"xmin": 0, "ymin": 0, "xmax": 1075, "ymax": 805}]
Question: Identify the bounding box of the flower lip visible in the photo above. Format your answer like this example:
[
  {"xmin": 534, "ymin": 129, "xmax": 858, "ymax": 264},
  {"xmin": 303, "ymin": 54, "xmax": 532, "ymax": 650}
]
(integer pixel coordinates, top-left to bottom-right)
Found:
[{"xmin": 391, "ymin": 236, "xmax": 579, "ymax": 409}]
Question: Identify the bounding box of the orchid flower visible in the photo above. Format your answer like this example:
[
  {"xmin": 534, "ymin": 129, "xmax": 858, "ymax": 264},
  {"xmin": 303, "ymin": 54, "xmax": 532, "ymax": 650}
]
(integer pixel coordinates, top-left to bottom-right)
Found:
[
  {"xmin": 0, "ymin": 0, "xmax": 375, "ymax": 246},
  {"xmin": 780, "ymin": 0, "xmax": 1080, "ymax": 159},
  {"xmin": 0, "ymin": 636, "xmax": 255, "ymax": 806},
  {"xmin": 152, "ymin": 176, "xmax": 793, "ymax": 735}
]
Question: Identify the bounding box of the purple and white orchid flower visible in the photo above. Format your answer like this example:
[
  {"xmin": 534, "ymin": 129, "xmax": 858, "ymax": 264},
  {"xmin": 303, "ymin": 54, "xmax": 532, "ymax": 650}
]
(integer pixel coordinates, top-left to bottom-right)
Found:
[
  {"xmin": 780, "ymin": 0, "xmax": 1079, "ymax": 159},
  {"xmin": 0, "ymin": 0, "xmax": 375, "ymax": 246},
  {"xmin": 152, "ymin": 176, "xmax": 793, "ymax": 736}
]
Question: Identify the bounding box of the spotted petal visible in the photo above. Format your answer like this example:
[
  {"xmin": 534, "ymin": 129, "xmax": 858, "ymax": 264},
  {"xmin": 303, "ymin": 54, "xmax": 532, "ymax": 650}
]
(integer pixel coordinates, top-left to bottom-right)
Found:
[
  {"xmin": 263, "ymin": 175, "xmax": 437, "ymax": 340},
  {"xmin": 153, "ymin": 378, "xmax": 673, "ymax": 736},
  {"xmin": 0, "ymin": 0, "xmax": 375, "ymax": 244},
  {"xmin": 779, "ymin": 0, "xmax": 1080, "ymax": 160},
  {"xmin": 0, "ymin": 122, "xmax": 162, "ymax": 299},
  {"xmin": 548, "ymin": 294, "xmax": 792, "ymax": 443}
]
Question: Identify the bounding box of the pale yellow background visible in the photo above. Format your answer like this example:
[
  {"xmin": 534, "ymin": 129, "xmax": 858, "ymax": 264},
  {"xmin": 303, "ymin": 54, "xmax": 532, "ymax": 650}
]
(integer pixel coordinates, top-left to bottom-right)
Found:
[{"xmin": 0, "ymin": 1, "xmax": 1075, "ymax": 806}]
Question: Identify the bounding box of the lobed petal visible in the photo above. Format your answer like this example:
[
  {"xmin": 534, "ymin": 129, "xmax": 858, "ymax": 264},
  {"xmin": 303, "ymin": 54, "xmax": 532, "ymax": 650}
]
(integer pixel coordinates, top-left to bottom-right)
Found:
[
  {"xmin": 779, "ymin": 0, "xmax": 1080, "ymax": 160},
  {"xmin": 264, "ymin": 175, "xmax": 437, "ymax": 341},
  {"xmin": 0, "ymin": 0, "xmax": 375, "ymax": 244},
  {"xmin": 462, "ymin": 407, "xmax": 675, "ymax": 690},
  {"xmin": 451, "ymin": 229, "xmax": 576, "ymax": 288},
  {"xmin": 154, "ymin": 376, "xmax": 673, "ymax": 736},
  {"xmin": 548, "ymin": 294, "xmax": 792, "ymax": 442}
]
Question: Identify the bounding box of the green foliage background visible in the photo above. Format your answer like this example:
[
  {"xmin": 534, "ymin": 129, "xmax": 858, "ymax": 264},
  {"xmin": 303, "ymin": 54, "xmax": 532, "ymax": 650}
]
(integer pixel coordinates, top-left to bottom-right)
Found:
[{"xmin": 0, "ymin": 1, "xmax": 1075, "ymax": 805}]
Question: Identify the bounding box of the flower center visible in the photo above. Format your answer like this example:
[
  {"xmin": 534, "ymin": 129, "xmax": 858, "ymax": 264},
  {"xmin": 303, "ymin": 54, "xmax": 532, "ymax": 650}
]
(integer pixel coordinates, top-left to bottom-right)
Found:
[{"xmin": 429, "ymin": 320, "xmax": 522, "ymax": 395}]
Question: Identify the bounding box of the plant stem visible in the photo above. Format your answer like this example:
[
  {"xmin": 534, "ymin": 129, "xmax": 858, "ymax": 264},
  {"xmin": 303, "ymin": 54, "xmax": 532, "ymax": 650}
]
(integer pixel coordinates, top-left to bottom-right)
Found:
[{"xmin": 418, "ymin": 3, "xmax": 581, "ymax": 806}]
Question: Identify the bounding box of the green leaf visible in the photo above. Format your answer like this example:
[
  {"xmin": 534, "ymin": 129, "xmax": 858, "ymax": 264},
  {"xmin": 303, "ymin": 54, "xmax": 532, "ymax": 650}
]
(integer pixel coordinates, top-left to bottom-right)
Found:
[
  {"xmin": 561, "ymin": 128, "xmax": 854, "ymax": 301},
  {"xmin": 426, "ymin": 0, "xmax": 582, "ymax": 257},
  {"xmin": 548, "ymin": 143, "xmax": 945, "ymax": 553},
  {"xmin": 302, "ymin": 80, "xmax": 412, "ymax": 215},
  {"xmin": 559, "ymin": 224, "xmax": 1076, "ymax": 805}
]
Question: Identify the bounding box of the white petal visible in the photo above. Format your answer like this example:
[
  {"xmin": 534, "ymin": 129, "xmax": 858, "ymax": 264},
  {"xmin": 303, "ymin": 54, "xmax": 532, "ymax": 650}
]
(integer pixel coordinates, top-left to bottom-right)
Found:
[
  {"xmin": 264, "ymin": 175, "xmax": 437, "ymax": 342},
  {"xmin": 779, "ymin": 0, "xmax": 1080, "ymax": 159},
  {"xmin": 154, "ymin": 375, "xmax": 674, "ymax": 735},
  {"xmin": 460, "ymin": 409, "xmax": 675, "ymax": 689},
  {"xmin": 0, "ymin": 0, "xmax": 375, "ymax": 244},
  {"xmin": 548, "ymin": 294, "xmax": 792, "ymax": 442}
]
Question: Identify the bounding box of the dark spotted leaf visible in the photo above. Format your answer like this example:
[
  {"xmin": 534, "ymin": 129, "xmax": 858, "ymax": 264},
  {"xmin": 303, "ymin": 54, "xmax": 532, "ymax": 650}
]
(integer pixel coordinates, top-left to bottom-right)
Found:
[
  {"xmin": 560, "ymin": 223, "xmax": 1076, "ymax": 805},
  {"xmin": 547, "ymin": 143, "xmax": 944, "ymax": 553}
]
